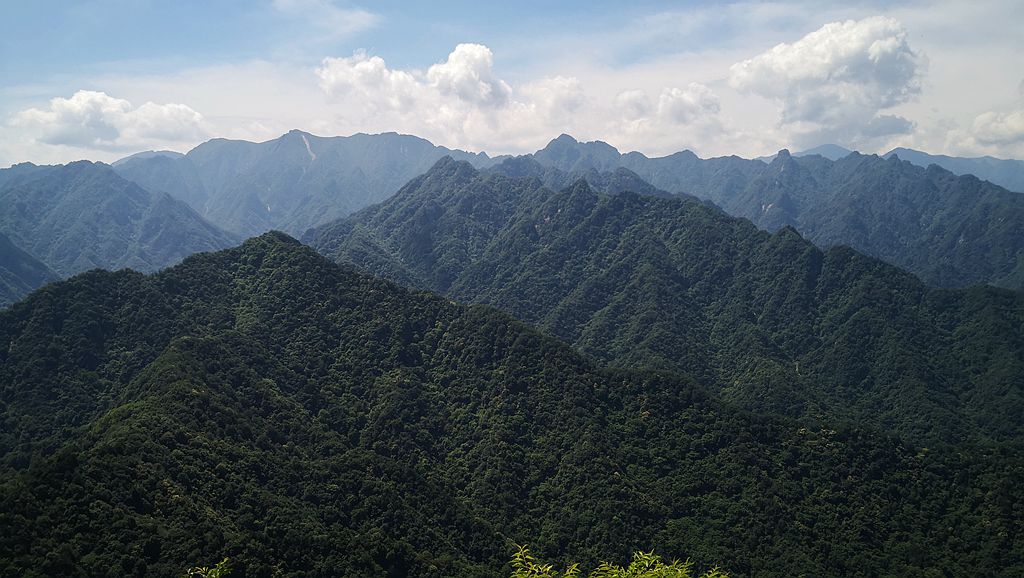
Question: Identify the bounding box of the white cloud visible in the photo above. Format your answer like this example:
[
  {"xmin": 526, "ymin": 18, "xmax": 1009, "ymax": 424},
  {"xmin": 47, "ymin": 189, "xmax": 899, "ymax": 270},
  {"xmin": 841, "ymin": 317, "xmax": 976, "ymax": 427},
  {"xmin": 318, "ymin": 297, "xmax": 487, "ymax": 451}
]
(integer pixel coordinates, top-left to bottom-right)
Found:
[
  {"xmin": 971, "ymin": 109, "xmax": 1024, "ymax": 148},
  {"xmin": 604, "ymin": 84, "xmax": 734, "ymax": 155},
  {"xmin": 657, "ymin": 84, "xmax": 721, "ymax": 124},
  {"xmin": 518, "ymin": 76, "xmax": 586, "ymax": 121},
  {"xmin": 10, "ymin": 90, "xmax": 208, "ymax": 151},
  {"xmin": 426, "ymin": 44, "xmax": 511, "ymax": 108},
  {"xmin": 271, "ymin": 0, "xmax": 378, "ymax": 41},
  {"xmin": 313, "ymin": 44, "xmax": 734, "ymax": 156},
  {"xmin": 729, "ymin": 16, "xmax": 924, "ymax": 148},
  {"xmin": 614, "ymin": 90, "xmax": 652, "ymax": 121},
  {"xmin": 316, "ymin": 51, "xmax": 420, "ymax": 111},
  {"xmin": 7, "ymin": 2, "xmax": 1021, "ymax": 165},
  {"xmin": 939, "ymin": 107, "xmax": 1024, "ymax": 159},
  {"xmin": 318, "ymin": 43, "xmax": 512, "ymax": 111}
]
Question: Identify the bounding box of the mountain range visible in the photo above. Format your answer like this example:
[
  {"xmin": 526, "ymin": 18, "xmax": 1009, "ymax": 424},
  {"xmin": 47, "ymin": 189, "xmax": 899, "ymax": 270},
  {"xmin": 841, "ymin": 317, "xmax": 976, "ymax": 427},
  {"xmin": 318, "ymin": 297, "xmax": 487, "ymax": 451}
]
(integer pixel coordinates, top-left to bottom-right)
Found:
[
  {"xmin": 1, "ymin": 232, "xmax": 1020, "ymax": 577},
  {"xmin": 764, "ymin": 144, "xmax": 1024, "ymax": 193},
  {"xmin": 517, "ymin": 135, "xmax": 1024, "ymax": 290},
  {"xmin": 883, "ymin": 147, "xmax": 1024, "ymax": 193},
  {"xmin": 310, "ymin": 157, "xmax": 1024, "ymax": 446},
  {"xmin": 2, "ymin": 129, "xmax": 1024, "ymax": 576},
  {"xmin": 0, "ymin": 161, "xmax": 238, "ymax": 279},
  {"xmin": 113, "ymin": 130, "xmax": 495, "ymax": 237},
  {"xmin": 104, "ymin": 131, "xmax": 1024, "ymax": 291}
]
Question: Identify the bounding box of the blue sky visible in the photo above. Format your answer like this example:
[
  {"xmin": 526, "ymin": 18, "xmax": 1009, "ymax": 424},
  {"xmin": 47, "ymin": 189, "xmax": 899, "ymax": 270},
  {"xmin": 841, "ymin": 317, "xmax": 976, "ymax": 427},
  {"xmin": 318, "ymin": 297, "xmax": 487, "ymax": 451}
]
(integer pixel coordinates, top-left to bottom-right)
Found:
[{"xmin": 3, "ymin": 0, "xmax": 1023, "ymax": 165}]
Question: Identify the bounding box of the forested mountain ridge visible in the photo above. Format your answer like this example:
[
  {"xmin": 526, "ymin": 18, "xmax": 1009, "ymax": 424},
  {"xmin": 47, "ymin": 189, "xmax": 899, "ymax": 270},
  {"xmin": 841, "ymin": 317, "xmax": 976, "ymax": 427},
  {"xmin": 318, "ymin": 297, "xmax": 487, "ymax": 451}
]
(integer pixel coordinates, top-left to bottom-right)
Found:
[
  {"xmin": 884, "ymin": 147, "xmax": 1024, "ymax": 193},
  {"xmin": 524, "ymin": 135, "xmax": 1024, "ymax": 290},
  {"xmin": 1, "ymin": 232, "xmax": 1020, "ymax": 577},
  {"xmin": 482, "ymin": 155, "xmax": 677, "ymax": 200},
  {"xmin": 0, "ymin": 161, "xmax": 238, "ymax": 277},
  {"xmin": 113, "ymin": 130, "xmax": 496, "ymax": 237},
  {"xmin": 0, "ymin": 231, "xmax": 58, "ymax": 308},
  {"xmin": 311, "ymin": 158, "xmax": 1024, "ymax": 446},
  {"xmin": 106, "ymin": 130, "xmax": 1024, "ymax": 289}
]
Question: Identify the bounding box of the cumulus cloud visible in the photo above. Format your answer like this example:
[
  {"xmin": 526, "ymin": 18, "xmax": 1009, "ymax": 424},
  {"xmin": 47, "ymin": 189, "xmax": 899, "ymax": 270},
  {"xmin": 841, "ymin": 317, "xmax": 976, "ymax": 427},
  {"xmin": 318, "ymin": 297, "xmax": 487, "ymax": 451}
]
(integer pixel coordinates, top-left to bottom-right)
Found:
[
  {"xmin": 729, "ymin": 16, "xmax": 925, "ymax": 147},
  {"xmin": 318, "ymin": 44, "xmax": 513, "ymax": 111},
  {"xmin": 518, "ymin": 76, "xmax": 586, "ymax": 121},
  {"xmin": 657, "ymin": 84, "xmax": 721, "ymax": 124},
  {"xmin": 425, "ymin": 44, "xmax": 511, "ymax": 107},
  {"xmin": 971, "ymin": 109, "xmax": 1024, "ymax": 147},
  {"xmin": 940, "ymin": 107, "xmax": 1024, "ymax": 158},
  {"xmin": 316, "ymin": 50, "xmax": 420, "ymax": 110},
  {"xmin": 605, "ymin": 84, "xmax": 730, "ymax": 153},
  {"xmin": 11, "ymin": 90, "xmax": 208, "ymax": 151},
  {"xmin": 614, "ymin": 90, "xmax": 651, "ymax": 121},
  {"xmin": 316, "ymin": 44, "xmax": 731, "ymax": 155}
]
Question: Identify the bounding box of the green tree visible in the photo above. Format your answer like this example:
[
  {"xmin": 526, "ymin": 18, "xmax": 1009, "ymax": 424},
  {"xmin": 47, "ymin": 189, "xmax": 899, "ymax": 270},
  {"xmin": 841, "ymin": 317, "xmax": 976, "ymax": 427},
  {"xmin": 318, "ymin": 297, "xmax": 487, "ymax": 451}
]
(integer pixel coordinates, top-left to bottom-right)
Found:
[
  {"xmin": 510, "ymin": 545, "xmax": 727, "ymax": 578},
  {"xmin": 182, "ymin": 557, "xmax": 231, "ymax": 578}
]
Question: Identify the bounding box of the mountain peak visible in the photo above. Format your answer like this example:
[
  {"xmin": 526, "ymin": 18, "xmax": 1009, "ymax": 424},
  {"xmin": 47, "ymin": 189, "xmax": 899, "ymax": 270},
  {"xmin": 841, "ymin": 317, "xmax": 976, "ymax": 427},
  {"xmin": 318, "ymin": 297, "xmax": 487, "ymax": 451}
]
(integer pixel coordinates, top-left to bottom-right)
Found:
[
  {"xmin": 428, "ymin": 155, "xmax": 476, "ymax": 173},
  {"xmin": 252, "ymin": 230, "xmax": 302, "ymax": 246},
  {"xmin": 795, "ymin": 144, "xmax": 854, "ymax": 160}
]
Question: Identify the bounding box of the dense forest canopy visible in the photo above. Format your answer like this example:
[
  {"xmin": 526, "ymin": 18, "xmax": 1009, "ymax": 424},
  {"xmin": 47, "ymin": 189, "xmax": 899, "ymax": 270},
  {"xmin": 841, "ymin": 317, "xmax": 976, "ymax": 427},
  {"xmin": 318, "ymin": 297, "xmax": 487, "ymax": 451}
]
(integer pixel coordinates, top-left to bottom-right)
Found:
[
  {"xmin": 2, "ymin": 233, "xmax": 1020, "ymax": 576},
  {"xmin": 523, "ymin": 135, "xmax": 1024, "ymax": 290},
  {"xmin": 311, "ymin": 158, "xmax": 1024, "ymax": 447}
]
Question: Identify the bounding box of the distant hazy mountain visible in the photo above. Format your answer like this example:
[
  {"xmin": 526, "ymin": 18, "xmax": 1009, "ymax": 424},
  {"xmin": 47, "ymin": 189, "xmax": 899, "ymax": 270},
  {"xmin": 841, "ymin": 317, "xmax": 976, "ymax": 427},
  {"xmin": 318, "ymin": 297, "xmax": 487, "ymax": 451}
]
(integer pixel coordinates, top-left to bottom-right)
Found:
[
  {"xmin": 112, "ymin": 150, "xmax": 207, "ymax": 210},
  {"xmin": 0, "ymin": 161, "xmax": 239, "ymax": 277},
  {"xmin": 885, "ymin": 147, "xmax": 1024, "ymax": 193},
  {"xmin": 114, "ymin": 130, "xmax": 495, "ymax": 237},
  {"xmin": 483, "ymin": 155, "xmax": 677, "ymax": 199},
  {"xmin": 311, "ymin": 158, "xmax": 1024, "ymax": 445},
  {"xmin": 720, "ymin": 151, "xmax": 1024, "ymax": 290},
  {"xmin": 0, "ymin": 231, "xmax": 58, "ymax": 307},
  {"xmin": 759, "ymin": 144, "xmax": 855, "ymax": 162},
  {"xmin": 524, "ymin": 135, "xmax": 1024, "ymax": 290}
]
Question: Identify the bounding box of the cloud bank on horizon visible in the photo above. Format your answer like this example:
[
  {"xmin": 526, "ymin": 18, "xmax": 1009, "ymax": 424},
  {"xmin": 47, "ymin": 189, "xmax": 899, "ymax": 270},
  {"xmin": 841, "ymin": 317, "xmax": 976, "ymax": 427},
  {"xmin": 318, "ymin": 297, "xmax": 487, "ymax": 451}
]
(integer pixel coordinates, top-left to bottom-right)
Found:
[{"xmin": 2, "ymin": 1, "xmax": 1022, "ymax": 165}]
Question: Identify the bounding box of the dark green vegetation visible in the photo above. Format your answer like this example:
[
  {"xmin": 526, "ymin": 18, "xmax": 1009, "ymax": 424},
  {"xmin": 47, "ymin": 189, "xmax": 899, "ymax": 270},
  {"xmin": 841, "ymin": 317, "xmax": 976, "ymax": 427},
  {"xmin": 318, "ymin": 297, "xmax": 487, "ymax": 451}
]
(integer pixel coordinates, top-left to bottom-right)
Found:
[
  {"xmin": 2, "ymin": 233, "xmax": 1021, "ymax": 577},
  {"xmin": 113, "ymin": 130, "xmax": 494, "ymax": 237},
  {"xmin": 311, "ymin": 158, "xmax": 1024, "ymax": 446},
  {"xmin": 525, "ymin": 135, "xmax": 1024, "ymax": 290},
  {"xmin": 0, "ymin": 161, "xmax": 238, "ymax": 278},
  {"xmin": 510, "ymin": 547, "xmax": 727, "ymax": 578},
  {"xmin": 0, "ymin": 231, "xmax": 58, "ymax": 308},
  {"xmin": 481, "ymin": 156, "xmax": 676, "ymax": 200}
]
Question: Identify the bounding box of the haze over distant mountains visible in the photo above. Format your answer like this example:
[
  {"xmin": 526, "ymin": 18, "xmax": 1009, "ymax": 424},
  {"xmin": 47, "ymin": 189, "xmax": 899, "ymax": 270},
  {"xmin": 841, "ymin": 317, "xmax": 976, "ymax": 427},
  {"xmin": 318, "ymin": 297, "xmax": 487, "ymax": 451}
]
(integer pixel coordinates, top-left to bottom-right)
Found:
[
  {"xmin": 108, "ymin": 129, "xmax": 1024, "ymax": 292},
  {"xmin": 514, "ymin": 135, "xmax": 1024, "ymax": 290},
  {"xmin": 882, "ymin": 147, "xmax": 1024, "ymax": 193},
  {"xmin": 763, "ymin": 144, "xmax": 1024, "ymax": 193},
  {"xmin": 0, "ymin": 161, "xmax": 238, "ymax": 291},
  {"xmin": 113, "ymin": 130, "xmax": 495, "ymax": 238},
  {"xmin": 4, "ymin": 129, "xmax": 1024, "ymax": 310}
]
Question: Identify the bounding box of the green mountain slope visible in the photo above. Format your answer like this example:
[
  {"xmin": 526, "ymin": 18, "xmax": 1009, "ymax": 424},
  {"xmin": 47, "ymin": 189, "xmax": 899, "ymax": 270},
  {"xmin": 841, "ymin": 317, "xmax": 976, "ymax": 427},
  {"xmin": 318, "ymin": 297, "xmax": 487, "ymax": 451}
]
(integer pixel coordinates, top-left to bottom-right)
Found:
[
  {"xmin": 2, "ymin": 233, "xmax": 1020, "ymax": 577},
  {"xmin": 311, "ymin": 158, "xmax": 1024, "ymax": 446},
  {"xmin": 0, "ymin": 161, "xmax": 239, "ymax": 277},
  {"xmin": 528, "ymin": 135, "xmax": 1024, "ymax": 290},
  {"xmin": 0, "ymin": 231, "xmax": 58, "ymax": 307},
  {"xmin": 113, "ymin": 131, "xmax": 495, "ymax": 237}
]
